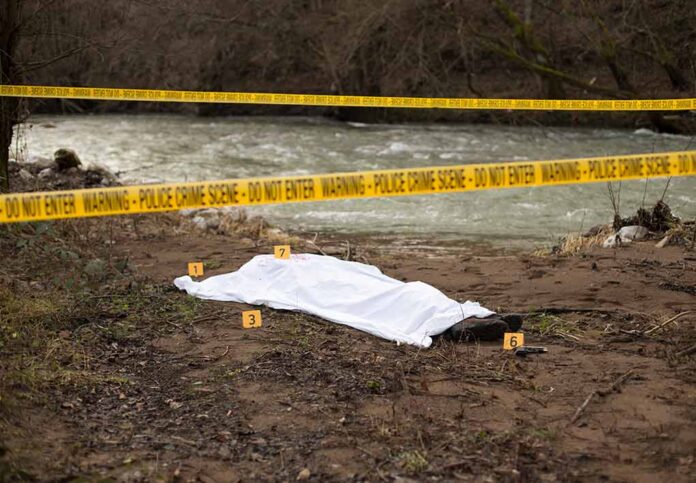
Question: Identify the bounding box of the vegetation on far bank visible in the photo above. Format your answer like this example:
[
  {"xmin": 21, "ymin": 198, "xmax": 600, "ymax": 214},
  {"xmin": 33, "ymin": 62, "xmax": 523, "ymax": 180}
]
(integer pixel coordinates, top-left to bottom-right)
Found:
[{"xmin": 3, "ymin": 0, "xmax": 695, "ymax": 191}]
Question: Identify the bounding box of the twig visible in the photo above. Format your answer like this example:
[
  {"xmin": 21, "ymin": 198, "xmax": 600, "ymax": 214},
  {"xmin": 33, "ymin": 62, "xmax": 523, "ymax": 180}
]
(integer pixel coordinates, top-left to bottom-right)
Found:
[
  {"xmin": 644, "ymin": 311, "xmax": 693, "ymax": 335},
  {"xmin": 570, "ymin": 369, "xmax": 634, "ymax": 424},
  {"xmin": 171, "ymin": 435, "xmax": 198, "ymax": 446},
  {"xmin": 206, "ymin": 345, "xmax": 231, "ymax": 362},
  {"xmin": 306, "ymin": 239, "xmax": 328, "ymax": 256},
  {"xmin": 529, "ymin": 307, "xmax": 627, "ymax": 315},
  {"xmin": 165, "ymin": 320, "xmax": 183, "ymax": 330},
  {"xmin": 597, "ymin": 370, "xmax": 635, "ymax": 396},
  {"xmin": 191, "ymin": 311, "xmax": 226, "ymax": 324},
  {"xmin": 556, "ymin": 331, "xmax": 582, "ymax": 341},
  {"xmin": 675, "ymin": 343, "xmax": 696, "ymax": 358},
  {"xmin": 659, "ymin": 177, "xmax": 672, "ymax": 202}
]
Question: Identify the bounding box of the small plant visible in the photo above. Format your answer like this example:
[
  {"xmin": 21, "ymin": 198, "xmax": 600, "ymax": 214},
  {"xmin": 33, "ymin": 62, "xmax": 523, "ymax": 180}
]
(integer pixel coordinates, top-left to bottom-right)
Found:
[
  {"xmin": 398, "ymin": 450, "xmax": 429, "ymax": 473},
  {"xmin": 529, "ymin": 427, "xmax": 557, "ymax": 440},
  {"xmin": 527, "ymin": 313, "xmax": 580, "ymax": 340},
  {"xmin": 366, "ymin": 379, "xmax": 382, "ymax": 392},
  {"xmin": 203, "ymin": 260, "xmax": 223, "ymax": 270}
]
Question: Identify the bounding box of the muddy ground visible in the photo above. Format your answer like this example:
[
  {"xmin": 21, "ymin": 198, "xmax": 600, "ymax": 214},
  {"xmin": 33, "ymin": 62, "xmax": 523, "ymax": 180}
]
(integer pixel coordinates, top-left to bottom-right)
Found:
[{"xmin": 0, "ymin": 215, "xmax": 694, "ymax": 482}]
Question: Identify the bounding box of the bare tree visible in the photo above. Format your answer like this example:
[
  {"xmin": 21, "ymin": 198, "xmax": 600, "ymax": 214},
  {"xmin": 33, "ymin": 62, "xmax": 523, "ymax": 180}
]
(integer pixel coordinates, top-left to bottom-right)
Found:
[
  {"xmin": 0, "ymin": 1, "xmax": 21, "ymax": 192},
  {"xmin": 0, "ymin": 1, "xmax": 132, "ymax": 191}
]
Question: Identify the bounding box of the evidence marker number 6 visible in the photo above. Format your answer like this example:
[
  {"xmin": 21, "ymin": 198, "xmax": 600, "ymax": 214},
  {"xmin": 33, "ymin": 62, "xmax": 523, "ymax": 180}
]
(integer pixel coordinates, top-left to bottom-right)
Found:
[{"xmin": 503, "ymin": 332, "xmax": 524, "ymax": 350}]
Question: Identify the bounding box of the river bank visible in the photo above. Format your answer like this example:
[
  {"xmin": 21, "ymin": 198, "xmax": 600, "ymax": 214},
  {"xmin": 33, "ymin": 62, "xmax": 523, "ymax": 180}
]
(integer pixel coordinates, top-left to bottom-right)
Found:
[
  {"xmin": 2, "ymin": 136, "xmax": 695, "ymax": 481},
  {"xmin": 11, "ymin": 115, "xmax": 696, "ymax": 250},
  {"xmin": 0, "ymin": 209, "xmax": 694, "ymax": 481}
]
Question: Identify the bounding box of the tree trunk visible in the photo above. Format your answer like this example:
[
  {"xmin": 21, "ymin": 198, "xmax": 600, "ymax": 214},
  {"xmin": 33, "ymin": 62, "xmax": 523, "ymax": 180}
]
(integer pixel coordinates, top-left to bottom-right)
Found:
[
  {"xmin": 0, "ymin": 0, "xmax": 21, "ymax": 193},
  {"xmin": 493, "ymin": 0, "xmax": 567, "ymax": 99},
  {"xmin": 0, "ymin": 101, "xmax": 17, "ymax": 192}
]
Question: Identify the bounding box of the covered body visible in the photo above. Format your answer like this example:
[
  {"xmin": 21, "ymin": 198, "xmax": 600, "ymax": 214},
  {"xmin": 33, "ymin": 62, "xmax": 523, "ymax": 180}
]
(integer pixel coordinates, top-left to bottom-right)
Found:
[{"xmin": 174, "ymin": 254, "xmax": 493, "ymax": 348}]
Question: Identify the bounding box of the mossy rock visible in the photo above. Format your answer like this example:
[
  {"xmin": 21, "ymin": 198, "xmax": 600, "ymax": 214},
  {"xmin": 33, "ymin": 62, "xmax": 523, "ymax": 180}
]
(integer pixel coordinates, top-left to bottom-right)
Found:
[{"xmin": 53, "ymin": 148, "xmax": 82, "ymax": 171}]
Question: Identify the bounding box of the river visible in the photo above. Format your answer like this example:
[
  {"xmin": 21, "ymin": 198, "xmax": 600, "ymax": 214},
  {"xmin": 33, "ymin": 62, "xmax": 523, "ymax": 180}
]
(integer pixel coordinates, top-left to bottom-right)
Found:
[{"xmin": 14, "ymin": 115, "xmax": 696, "ymax": 248}]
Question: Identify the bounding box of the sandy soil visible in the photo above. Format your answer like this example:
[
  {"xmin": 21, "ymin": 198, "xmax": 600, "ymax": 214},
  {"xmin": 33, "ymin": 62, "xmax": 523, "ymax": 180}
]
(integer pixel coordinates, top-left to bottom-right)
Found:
[{"xmin": 1, "ymin": 218, "xmax": 695, "ymax": 482}]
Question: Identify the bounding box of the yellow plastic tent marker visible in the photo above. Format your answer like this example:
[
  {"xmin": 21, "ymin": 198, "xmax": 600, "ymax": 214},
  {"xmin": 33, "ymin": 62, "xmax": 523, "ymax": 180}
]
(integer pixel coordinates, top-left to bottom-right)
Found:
[
  {"xmin": 242, "ymin": 310, "xmax": 263, "ymax": 329},
  {"xmin": 503, "ymin": 332, "xmax": 524, "ymax": 350},
  {"xmin": 274, "ymin": 245, "xmax": 291, "ymax": 259},
  {"xmin": 188, "ymin": 262, "xmax": 204, "ymax": 277}
]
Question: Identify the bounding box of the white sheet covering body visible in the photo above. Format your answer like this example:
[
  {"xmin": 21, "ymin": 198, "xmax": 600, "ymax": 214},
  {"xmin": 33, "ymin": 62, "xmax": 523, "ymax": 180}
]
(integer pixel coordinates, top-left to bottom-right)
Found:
[{"xmin": 174, "ymin": 254, "xmax": 493, "ymax": 348}]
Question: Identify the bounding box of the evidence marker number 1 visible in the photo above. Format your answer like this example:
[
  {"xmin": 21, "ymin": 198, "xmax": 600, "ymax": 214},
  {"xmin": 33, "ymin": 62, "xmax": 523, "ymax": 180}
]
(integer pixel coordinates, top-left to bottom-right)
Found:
[
  {"xmin": 274, "ymin": 245, "xmax": 291, "ymax": 259},
  {"xmin": 188, "ymin": 262, "xmax": 204, "ymax": 277},
  {"xmin": 242, "ymin": 310, "xmax": 263, "ymax": 329},
  {"xmin": 503, "ymin": 332, "xmax": 524, "ymax": 350}
]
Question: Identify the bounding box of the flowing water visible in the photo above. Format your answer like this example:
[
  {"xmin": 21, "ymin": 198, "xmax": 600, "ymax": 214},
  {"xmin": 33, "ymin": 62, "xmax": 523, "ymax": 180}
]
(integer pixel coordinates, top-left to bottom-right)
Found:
[{"xmin": 14, "ymin": 115, "xmax": 696, "ymax": 248}]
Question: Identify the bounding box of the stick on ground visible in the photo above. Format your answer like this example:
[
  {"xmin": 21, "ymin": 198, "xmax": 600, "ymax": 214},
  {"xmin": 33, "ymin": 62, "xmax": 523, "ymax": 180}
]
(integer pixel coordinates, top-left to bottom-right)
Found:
[
  {"xmin": 643, "ymin": 311, "xmax": 693, "ymax": 335},
  {"xmin": 570, "ymin": 369, "xmax": 635, "ymax": 425}
]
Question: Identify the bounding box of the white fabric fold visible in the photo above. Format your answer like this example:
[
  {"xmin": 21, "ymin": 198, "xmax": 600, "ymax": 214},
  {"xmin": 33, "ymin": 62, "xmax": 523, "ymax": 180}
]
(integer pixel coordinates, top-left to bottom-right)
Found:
[{"xmin": 174, "ymin": 254, "xmax": 493, "ymax": 348}]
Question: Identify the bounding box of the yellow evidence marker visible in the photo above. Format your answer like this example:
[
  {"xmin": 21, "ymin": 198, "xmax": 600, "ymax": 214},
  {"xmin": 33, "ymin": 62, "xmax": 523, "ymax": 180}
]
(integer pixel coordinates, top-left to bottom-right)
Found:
[
  {"xmin": 274, "ymin": 245, "xmax": 291, "ymax": 259},
  {"xmin": 503, "ymin": 332, "xmax": 524, "ymax": 350},
  {"xmin": 242, "ymin": 310, "xmax": 263, "ymax": 329},
  {"xmin": 188, "ymin": 262, "xmax": 204, "ymax": 277}
]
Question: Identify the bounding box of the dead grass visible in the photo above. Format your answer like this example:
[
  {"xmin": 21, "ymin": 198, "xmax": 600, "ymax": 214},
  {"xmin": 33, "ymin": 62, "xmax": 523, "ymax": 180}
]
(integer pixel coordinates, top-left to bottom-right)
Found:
[
  {"xmin": 525, "ymin": 313, "xmax": 583, "ymax": 342},
  {"xmin": 534, "ymin": 225, "xmax": 613, "ymax": 256},
  {"xmin": 0, "ymin": 219, "xmax": 201, "ymax": 411},
  {"xmin": 0, "ymin": 281, "xmax": 112, "ymax": 412}
]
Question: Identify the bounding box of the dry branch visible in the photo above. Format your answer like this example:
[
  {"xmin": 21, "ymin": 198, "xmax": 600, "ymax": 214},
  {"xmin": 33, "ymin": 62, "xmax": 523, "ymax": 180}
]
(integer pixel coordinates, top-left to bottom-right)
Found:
[
  {"xmin": 644, "ymin": 311, "xmax": 693, "ymax": 335},
  {"xmin": 570, "ymin": 369, "xmax": 635, "ymax": 424}
]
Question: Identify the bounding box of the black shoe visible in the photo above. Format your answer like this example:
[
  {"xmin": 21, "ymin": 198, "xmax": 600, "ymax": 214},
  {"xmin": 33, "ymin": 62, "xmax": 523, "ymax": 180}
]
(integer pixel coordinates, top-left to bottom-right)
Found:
[
  {"xmin": 445, "ymin": 316, "xmax": 509, "ymax": 342},
  {"xmin": 501, "ymin": 313, "xmax": 524, "ymax": 332},
  {"xmin": 443, "ymin": 314, "xmax": 525, "ymax": 342}
]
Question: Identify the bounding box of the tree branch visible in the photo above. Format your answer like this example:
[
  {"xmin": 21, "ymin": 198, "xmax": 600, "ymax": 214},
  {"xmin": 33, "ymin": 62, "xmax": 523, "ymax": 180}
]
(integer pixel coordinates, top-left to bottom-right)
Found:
[
  {"xmin": 16, "ymin": 44, "xmax": 90, "ymax": 75},
  {"xmin": 476, "ymin": 33, "xmax": 633, "ymax": 99}
]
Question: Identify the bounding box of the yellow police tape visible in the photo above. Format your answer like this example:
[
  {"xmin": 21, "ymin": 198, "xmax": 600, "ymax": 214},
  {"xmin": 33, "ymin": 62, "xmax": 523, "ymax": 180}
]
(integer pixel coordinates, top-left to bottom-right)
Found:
[
  {"xmin": 2, "ymin": 151, "xmax": 694, "ymax": 224},
  {"xmin": 2, "ymin": 84, "xmax": 695, "ymax": 111}
]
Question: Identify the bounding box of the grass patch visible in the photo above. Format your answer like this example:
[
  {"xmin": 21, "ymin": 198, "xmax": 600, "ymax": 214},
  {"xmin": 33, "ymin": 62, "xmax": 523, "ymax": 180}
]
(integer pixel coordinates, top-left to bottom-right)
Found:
[
  {"xmin": 398, "ymin": 450, "xmax": 429, "ymax": 474},
  {"xmin": 526, "ymin": 313, "xmax": 581, "ymax": 340},
  {"xmin": 0, "ymin": 287, "xmax": 122, "ymax": 409}
]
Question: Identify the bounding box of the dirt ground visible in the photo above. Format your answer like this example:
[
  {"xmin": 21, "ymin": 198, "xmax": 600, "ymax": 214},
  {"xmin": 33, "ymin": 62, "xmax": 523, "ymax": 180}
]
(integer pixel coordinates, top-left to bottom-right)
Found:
[{"xmin": 0, "ymin": 215, "xmax": 694, "ymax": 482}]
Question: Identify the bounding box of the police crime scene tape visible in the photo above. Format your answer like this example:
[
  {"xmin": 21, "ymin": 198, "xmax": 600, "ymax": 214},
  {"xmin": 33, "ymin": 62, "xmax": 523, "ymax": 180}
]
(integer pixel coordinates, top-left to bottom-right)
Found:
[
  {"xmin": 1, "ymin": 151, "xmax": 694, "ymax": 223},
  {"xmin": 1, "ymin": 84, "xmax": 695, "ymax": 111}
]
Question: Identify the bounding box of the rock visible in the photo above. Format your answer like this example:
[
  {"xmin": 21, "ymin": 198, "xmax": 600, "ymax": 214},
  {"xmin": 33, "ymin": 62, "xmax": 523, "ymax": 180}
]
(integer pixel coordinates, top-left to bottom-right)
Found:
[
  {"xmin": 85, "ymin": 163, "xmax": 118, "ymax": 186},
  {"xmin": 191, "ymin": 216, "xmax": 207, "ymax": 230},
  {"xmin": 191, "ymin": 214, "xmax": 220, "ymax": 230},
  {"xmin": 26, "ymin": 155, "xmax": 55, "ymax": 170},
  {"xmin": 54, "ymin": 148, "xmax": 82, "ymax": 171},
  {"xmin": 582, "ymin": 224, "xmax": 604, "ymax": 237},
  {"xmin": 617, "ymin": 225, "xmax": 648, "ymax": 241},
  {"xmin": 602, "ymin": 225, "xmax": 649, "ymax": 248},
  {"xmin": 85, "ymin": 170, "xmax": 103, "ymax": 186},
  {"xmin": 190, "ymin": 209, "xmax": 222, "ymax": 230},
  {"xmin": 18, "ymin": 169, "xmax": 34, "ymax": 181},
  {"xmin": 38, "ymin": 168, "xmax": 54, "ymax": 179},
  {"xmin": 197, "ymin": 208, "xmax": 222, "ymax": 218},
  {"xmin": 296, "ymin": 468, "xmax": 311, "ymax": 480},
  {"xmin": 603, "ymin": 233, "xmax": 626, "ymax": 248}
]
